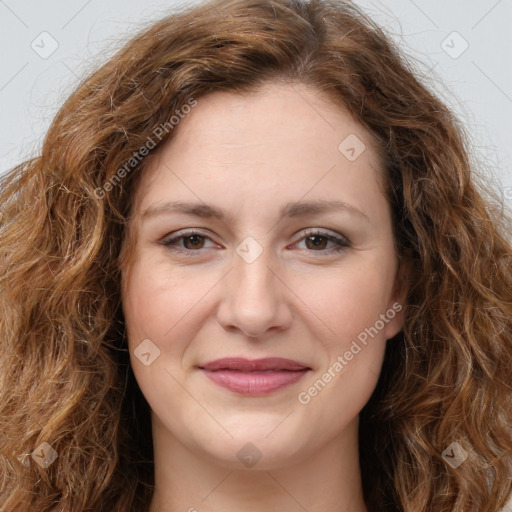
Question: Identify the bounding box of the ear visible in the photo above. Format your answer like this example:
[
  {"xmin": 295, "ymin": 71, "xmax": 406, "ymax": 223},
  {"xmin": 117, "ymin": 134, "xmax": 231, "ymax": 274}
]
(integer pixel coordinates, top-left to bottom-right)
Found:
[{"xmin": 383, "ymin": 256, "xmax": 412, "ymax": 340}]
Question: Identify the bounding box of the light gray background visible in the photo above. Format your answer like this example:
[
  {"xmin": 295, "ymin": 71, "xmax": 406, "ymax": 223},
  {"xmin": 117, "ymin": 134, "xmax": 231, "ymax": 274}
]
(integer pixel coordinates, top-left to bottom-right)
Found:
[{"xmin": 1, "ymin": 0, "xmax": 511, "ymax": 205}]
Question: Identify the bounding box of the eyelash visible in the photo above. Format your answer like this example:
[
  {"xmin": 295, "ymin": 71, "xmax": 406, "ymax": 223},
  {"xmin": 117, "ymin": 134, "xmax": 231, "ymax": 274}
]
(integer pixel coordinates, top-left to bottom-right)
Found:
[{"xmin": 160, "ymin": 228, "xmax": 350, "ymax": 256}]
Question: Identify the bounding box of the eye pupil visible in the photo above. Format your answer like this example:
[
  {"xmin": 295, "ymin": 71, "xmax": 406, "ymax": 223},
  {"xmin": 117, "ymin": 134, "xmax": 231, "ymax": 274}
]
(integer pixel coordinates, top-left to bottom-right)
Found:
[
  {"xmin": 184, "ymin": 235, "xmax": 204, "ymax": 249},
  {"xmin": 306, "ymin": 235, "xmax": 327, "ymax": 250}
]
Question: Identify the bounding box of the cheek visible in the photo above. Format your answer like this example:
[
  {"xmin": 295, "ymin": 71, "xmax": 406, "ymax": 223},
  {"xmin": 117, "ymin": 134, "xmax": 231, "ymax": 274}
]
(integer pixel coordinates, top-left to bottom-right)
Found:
[
  {"xmin": 294, "ymin": 262, "xmax": 392, "ymax": 423},
  {"xmin": 121, "ymin": 257, "xmax": 224, "ymax": 388},
  {"xmin": 291, "ymin": 256, "xmax": 396, "ymax": 350},
  {"xmin": 122, "ymin": 258, "xmax": 206, "ymax": 342},
  {"xmin": 121, "ymin": 260, "xmax": 207, "ymax": 417}
]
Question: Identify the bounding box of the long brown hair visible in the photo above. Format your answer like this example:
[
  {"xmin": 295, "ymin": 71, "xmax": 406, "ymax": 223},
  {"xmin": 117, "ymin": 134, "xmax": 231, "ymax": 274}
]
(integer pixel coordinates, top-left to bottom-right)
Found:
[{"xmin": 1, "ymin": 0, "xmax": 511, "ymax": 510}]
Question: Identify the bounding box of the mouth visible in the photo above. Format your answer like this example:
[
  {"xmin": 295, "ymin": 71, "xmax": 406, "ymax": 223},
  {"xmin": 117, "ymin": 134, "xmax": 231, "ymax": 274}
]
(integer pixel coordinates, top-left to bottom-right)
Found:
[{"xmin": 198, "ymin": 357, "xmax": 311, "ymax": 395}]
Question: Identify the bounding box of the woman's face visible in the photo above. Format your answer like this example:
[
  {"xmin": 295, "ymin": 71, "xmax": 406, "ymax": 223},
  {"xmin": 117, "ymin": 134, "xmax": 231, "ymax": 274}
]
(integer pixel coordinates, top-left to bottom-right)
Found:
[{"xmin": 121, "ymin": 82, "xmax": 407, "ymax": 470}]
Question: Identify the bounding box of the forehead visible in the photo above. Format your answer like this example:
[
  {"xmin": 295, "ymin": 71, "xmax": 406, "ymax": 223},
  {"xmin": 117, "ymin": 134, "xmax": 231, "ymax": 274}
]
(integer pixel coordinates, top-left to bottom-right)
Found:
[{"xmin": 131, "ymin": 83, "xmax": 385, "ymax": 218}]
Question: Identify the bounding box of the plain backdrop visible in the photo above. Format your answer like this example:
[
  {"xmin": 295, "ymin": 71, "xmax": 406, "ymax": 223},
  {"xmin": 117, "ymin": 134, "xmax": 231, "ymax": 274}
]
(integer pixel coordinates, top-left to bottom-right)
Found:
[{"xmin": 1, "ymin": 0, "xmax": 511, "ymax": 206}]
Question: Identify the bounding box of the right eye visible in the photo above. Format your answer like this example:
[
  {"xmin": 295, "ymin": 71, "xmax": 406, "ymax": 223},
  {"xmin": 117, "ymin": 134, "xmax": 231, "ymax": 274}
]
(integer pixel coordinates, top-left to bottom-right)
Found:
[{"xmin": 160, "ymin": 230, "xmax": 220, "ymax": 255}]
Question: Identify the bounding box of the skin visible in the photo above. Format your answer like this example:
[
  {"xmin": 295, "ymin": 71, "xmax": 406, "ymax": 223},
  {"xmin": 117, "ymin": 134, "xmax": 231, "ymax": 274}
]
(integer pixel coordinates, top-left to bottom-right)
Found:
[{"xmin": 120, "ymin": 82, "xmax": 409, "ymax": 512}]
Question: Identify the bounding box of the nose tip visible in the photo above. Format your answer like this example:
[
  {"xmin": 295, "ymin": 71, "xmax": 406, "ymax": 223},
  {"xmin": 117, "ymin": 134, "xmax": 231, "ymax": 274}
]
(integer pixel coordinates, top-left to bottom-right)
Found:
[{"xmin": 216, "ymin": 256, "xmax": 292, "ymax": 339}]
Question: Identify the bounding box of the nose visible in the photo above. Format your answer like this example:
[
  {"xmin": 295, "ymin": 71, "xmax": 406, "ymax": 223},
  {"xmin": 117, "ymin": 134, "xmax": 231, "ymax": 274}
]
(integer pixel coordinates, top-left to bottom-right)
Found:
[{"xmin": 216, "ymin": 250, "xmax": 293, "ymax": 339}]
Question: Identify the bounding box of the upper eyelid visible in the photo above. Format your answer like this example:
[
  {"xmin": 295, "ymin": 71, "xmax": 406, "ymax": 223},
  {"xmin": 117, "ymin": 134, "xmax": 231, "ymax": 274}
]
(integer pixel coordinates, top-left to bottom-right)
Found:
[{"xmin": 301, "ymin": 227, "xmax": 349, "ymax": 241}]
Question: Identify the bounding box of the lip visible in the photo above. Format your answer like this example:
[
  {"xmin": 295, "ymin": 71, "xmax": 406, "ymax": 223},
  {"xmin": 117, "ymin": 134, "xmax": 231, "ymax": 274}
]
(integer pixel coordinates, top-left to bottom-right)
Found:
[{"xmin": 198, "ymin": 357, "xmax": 311, "ymax": 395}]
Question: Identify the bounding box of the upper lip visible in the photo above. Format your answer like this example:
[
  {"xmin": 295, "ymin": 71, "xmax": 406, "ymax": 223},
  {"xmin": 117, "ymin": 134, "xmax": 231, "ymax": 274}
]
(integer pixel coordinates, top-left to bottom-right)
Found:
[{"xmin": 199, "ymin": 357, "xmax": 310, "ymax": 372}]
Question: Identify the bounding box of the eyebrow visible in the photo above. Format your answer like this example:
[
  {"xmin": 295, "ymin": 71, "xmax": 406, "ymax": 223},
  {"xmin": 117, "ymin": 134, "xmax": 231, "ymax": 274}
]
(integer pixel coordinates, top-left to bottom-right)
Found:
[{"xmin": 141, "ymin": 199, "xmax": 370, "ymax": 223}]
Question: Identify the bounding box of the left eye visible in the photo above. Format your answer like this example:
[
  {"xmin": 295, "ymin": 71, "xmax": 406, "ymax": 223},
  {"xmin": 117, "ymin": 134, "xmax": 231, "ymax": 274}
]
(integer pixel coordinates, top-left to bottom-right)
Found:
[
  {"xmin": 161, "ymin": 229, "xmax": 350, "ymax": 255},
  {"xmin": 295, "ymin": 229, "xmax": 350, "ymax": 252}
]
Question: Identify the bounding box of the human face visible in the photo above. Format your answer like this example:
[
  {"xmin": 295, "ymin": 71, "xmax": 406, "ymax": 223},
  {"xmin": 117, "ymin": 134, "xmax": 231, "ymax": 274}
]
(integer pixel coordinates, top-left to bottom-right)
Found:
[{"xmin": 120, "ymin": 82, "xmax": 407, "ymax": 471}]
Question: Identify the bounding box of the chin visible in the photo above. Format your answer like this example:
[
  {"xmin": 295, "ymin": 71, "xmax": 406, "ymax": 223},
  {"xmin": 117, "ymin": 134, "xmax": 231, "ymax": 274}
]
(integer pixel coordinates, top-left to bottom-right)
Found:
[
  {"xmin": 185, "ymin": 424, "xmax": 312, "ymax": 471},
  {"xmin": 208, "ymin": 441, "xmax": 308, "ymax": 472}
]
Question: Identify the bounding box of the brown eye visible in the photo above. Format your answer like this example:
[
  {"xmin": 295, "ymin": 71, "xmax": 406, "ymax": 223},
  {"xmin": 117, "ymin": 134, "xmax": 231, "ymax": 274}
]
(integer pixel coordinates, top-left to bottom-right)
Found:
[
  {"xmin": 161, "ymin": 231, "xmax": 217, "ymax": 255},
  {"xmin": 182, "ymin": 234, "xmax": 206, "ymax": 250},
  {"xmin": 295, "ymin": 229, "xmax": 350, "ymax": 253},
  {"xmin": 304, "ymin": 235, "xmax": 329, "ymax": 250}
]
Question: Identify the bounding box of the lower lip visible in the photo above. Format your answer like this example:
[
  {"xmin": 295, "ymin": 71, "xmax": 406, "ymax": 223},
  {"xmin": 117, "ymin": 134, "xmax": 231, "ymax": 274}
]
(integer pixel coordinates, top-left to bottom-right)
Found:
[{"xmin": 201, "ymin": 369, "xmax": 309, "ymax": 395}]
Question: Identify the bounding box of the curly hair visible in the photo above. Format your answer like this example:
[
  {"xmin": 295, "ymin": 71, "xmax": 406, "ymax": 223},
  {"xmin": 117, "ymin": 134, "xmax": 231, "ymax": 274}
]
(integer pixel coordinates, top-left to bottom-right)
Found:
[{"xmin": 1, "ymin": 0, "xmax": 511, "ymax": 510}]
